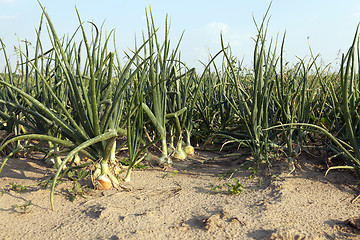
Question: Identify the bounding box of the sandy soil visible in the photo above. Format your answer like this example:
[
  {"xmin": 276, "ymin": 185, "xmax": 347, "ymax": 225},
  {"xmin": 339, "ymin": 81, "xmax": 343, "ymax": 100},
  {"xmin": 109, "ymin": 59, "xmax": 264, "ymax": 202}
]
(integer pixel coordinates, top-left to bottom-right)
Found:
[{"xmin": 0, "ymin": 150, "xmax": 359, "ymax": 240}]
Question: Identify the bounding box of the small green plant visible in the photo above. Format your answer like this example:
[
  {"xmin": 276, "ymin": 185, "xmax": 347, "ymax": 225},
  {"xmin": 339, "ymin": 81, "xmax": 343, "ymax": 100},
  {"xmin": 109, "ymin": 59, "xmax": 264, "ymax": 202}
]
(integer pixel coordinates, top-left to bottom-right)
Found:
[
  {"xmin": 210, "ymin": 178, "xmax": 246, "ymax": 195},
  {"xmin": 217, "ymin": 173, "xmax": 225, "ymax": 180},
  {"xmin": 257, "ymin": 176, "xmax": 263, "ymax": 187},
  {"xmin": 1, "ymin": 188, "xmax": 6, "ymax": 196},
  {"xmin": 227, "ymin": 179, "xmax": 245, "ymax": 195},
  {"xmin": 248, "ymin": 165, "xmax": 259, "ymax": 180},
  {"xmin": 40, "ymin": 178, "xmax": 63, "ymax": 189},
  {"xmin": 67, "ymin": 182, "xmax": 91, "ymax": 202},
  {"xmin": 120, "ymin": 158, "xmax": 148, "ymax": 169},
  {"xmin": 162, "ymin": 170, "xmax": 179, "ymax": 178},
  {"xmin": 210, "ymin": 184, "xmax": 223, "ymax": 193},
  {"xmin": 67, "ymin": 169, "xmax": 90, "ymax": 182},
  {"xmin": 67, "ymin": 169, "xmax": 91, "ymax": 202},
  {"xmin": 9, "ymin": 182, "xmax": 27, "ymax": 193},
  {"xmin": 12, "ymin": 200, "xmax": 32, "ymax": 214}
]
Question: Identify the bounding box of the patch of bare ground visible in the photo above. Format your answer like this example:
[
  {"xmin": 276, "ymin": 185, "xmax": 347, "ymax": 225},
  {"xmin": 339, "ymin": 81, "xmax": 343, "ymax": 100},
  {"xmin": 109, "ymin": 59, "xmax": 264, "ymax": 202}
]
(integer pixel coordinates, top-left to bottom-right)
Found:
[{"xmin": 0, "ymin": 150, "xmax": 359, "ymax": 239}]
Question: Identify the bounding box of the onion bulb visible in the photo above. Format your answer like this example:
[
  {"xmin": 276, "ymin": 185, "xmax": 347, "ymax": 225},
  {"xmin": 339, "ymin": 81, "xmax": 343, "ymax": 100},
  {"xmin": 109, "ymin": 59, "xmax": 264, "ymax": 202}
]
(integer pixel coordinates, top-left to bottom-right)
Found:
[
  {"xmin": 184, "ymin": 145, "xmax": 194, "ymax": 155},
  {"xmin": 96, "ymin": 174, "xmax": 112, "ymax": 190}
]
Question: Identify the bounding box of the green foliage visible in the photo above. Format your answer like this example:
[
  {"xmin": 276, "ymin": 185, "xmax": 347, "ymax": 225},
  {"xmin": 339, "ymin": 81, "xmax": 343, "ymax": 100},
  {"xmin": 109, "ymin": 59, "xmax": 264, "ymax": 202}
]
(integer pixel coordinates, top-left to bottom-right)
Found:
[
  {"xmin": 67, "ymin": 169, "xmax": 91, "ymax": 202},
  {"xmin": 226, "ymin": 179, "xmax": 245, "ymax": 195},
  {"xmin": 67, "ymin": 182, "xmax": 91, "ymax": 202},
  {"xmin": 9, "ymin": 182, "xmax": 27, "ymax": 193},
  {"xmin": 210, "ymin": 178, "xmax": 246, "ymax": 195},
  {"xmin": 1, "ymin": 1, "xmax": 360, "ymax": 210},
  {"xmin": 67, "ymin": 169, "xmax": 90, "ymax": 182},
  {"xmin": 161, "ymin": 170, "xmax": 178, "ymax": 178},
  {"xmin": 12, "ymin": 200, "xmax": 32, "ymax": 214},
  {"xmin": 120, "ymin": 158, "xmax": 148, "ymax": 169},
  {"xmin": 209, "ymin": 184, "xmax": 223, "ymax": 193}
]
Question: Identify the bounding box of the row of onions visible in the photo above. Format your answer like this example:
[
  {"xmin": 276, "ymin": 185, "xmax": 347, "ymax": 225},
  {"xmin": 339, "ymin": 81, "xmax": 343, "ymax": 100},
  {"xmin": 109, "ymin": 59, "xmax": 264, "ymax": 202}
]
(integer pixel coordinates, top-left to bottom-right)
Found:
[
  {"xmin": 1, "ymin": 4, "xmax": 360, "ymax": 210},
  {"xmin": 0, "ymin": 5, "xmax": 198, "ymax": 210}
]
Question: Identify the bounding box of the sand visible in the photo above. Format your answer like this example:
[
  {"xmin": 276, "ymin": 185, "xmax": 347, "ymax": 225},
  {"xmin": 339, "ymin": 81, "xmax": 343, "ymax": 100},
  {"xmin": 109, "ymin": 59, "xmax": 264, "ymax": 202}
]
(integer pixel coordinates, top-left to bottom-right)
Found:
[{"xmin": 0, "ymin": 150, "xmax": 359, "ymax": 240}]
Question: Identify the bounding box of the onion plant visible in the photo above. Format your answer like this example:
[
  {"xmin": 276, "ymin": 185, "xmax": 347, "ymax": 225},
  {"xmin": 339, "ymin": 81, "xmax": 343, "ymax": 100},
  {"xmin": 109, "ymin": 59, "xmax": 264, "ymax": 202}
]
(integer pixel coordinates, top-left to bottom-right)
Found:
[
  {"xmin": 166, "ymin": 62, "xmax": 197, "ymax": 159},
  {"xmin": 217, "ymin": 4, "xmax": 325, "ymax": 169},
  {"xmin": 194, "ymin": 62, "xmax": 232, "ymax": 141},
  {"xmin": 0, "ymin": 40, "xmax": 30, "ymax": 150},
  {"xmin": 136, "ymin": 7, "xmax": 189, "ymax": 165},
  {"xmin": 323, "ymin": 24, "xmax": 360, "ymax": 169},
  {"xmin": 263, "ymin": 25, "xmax": 360, "ymax": 171},
  {"xmin": 123, "ymin": 70, "xmax": 148, "ymax": 182},
  {"xmin": 218, "ymin": 6, "xmax": 278, "ymax": 164},
  {"xmin": 0, "ymin": 4, "xmax": 150, "ymax": 210}
]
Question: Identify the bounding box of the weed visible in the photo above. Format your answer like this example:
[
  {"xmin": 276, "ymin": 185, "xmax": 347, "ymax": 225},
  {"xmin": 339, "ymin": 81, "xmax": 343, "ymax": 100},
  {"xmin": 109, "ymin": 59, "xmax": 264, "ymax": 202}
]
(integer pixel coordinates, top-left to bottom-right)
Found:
[
  {"xmin": 257, "ymin": 176, "xmax": 263, "ymax": 187},
  {"xmin": 248, "ymin": 165, "xmax": 259, "ymax": 179},
  {"xmin": 67, "ymin": 169, "xmax": 89, "ymax": 182},
  {"xmin": 9, "ymin": 182, "xmax": 27, "ymax": 193},
  {"xmin": 120, "ymin": 158, "xmax": 148, "ymax": 169},
  {"xmin": 210, "ymin": 178, "xmax": 246, "ymax": 195},
  {"xmin": 227, "ymin": 178, "xmax": 245, "ymax": 195},
  {"xmin": 67, "ymin": 169, "xmax": 91, "ymax": 202},
  {"xmin": 67, "ymin": 182, "xmax": 91, "ymax": 202},
  {"xmin": 217, "ymin": 173, "xmax": 225, "ymax": 180},
  {"xmin": 210, "ymin": 184, "xmax": 223, "ymax": 193},
  {"xmin": 162, "ymin": 170, "xmax": 179, "ymax": 178},
  {"xmin": 12, "ymin": 200, "xmax": 32, "ymax": 214},
  {"xmin": 0, "ymin": 186, "xmax": 9, "ymax": 196}
]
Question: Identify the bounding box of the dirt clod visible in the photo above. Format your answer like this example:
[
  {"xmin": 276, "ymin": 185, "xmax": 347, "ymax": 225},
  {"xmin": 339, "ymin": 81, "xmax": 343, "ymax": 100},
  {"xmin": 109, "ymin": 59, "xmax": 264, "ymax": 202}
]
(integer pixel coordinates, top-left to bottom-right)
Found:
[
  {"xmin": 347, "ymin": 217, "xmax": 360, "ymax": 230},
  {"xmin": 203, "ymin": 213, "xmax": 225, "ymax": 230}
]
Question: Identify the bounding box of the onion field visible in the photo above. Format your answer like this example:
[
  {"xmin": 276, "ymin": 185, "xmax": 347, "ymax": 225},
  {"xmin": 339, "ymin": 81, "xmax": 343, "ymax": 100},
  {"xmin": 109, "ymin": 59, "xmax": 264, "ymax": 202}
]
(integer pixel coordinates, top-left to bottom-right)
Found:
[{"xmin": 0, "ymin": 4, "xmax": 359, "ymax": 211}]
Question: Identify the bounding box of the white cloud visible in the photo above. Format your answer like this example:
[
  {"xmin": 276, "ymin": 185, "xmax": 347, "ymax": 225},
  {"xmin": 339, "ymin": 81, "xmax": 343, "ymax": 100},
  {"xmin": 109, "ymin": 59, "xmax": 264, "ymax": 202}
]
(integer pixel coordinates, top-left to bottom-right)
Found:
[
  {"xmin": 226, "ymin": 32, "xmax": 252, "ymax": 47},
  {"xmin": 0, "ymin": 13, "xmax": 19, "ymax": 19},
  {"xmin": 181, "ymin": 21, "xmax": 255, "ymax": 69},
  {"xmin": 206, "ymin": 22, "xmax": 229, "ymax": 34},
  {"xmin": 205, "ymin": 21, "xmax": 252, "ymax": 47}
]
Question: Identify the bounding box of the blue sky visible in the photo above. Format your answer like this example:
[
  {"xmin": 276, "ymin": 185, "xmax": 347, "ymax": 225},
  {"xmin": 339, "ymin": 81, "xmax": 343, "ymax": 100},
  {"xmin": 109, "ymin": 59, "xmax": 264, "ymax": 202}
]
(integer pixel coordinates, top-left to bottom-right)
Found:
[{"xmin": 1, "ymin": 0, "xmax": 360, "ymax": 71}]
